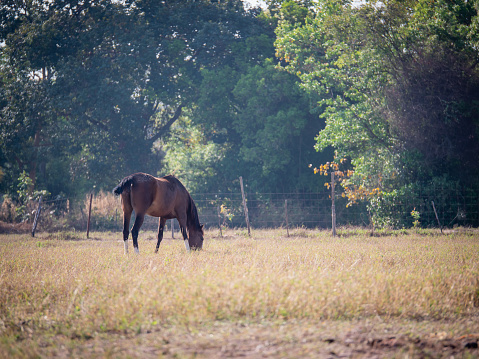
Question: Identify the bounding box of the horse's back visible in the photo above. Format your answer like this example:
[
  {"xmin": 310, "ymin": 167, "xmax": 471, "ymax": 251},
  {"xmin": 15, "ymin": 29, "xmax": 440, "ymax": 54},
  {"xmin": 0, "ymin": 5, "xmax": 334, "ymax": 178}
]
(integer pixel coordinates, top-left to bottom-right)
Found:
[
  {"xmin": 146, "ymin": 175, "xmax": 187, "ymax": 218},
  {"xmin": 117, "ymin": 173, "xmax": 188, "ymax": 218}
]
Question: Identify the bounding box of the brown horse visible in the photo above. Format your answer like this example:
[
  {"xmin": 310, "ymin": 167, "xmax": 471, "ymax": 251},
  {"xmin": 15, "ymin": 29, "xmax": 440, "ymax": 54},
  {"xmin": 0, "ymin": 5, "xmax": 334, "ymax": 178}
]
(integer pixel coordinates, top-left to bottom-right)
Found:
[{"xmin": 113, "ymin": 173, "xmax": 204, "ymax": 254}]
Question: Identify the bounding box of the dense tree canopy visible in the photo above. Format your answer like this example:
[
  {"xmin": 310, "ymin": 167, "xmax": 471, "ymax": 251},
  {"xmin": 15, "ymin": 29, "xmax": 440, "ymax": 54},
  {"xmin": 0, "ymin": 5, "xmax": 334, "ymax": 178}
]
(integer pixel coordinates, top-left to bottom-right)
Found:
[
  {"xmin": 1, "ymin": 0, "xmax": 478, "ymax": 220},
  {"xmin": 1, "ymin": 0, "xmax": 291, "ymax": 198},
  {"xmin": 275, "ymin": 0, "xmax": 479, "ymax": 195}
]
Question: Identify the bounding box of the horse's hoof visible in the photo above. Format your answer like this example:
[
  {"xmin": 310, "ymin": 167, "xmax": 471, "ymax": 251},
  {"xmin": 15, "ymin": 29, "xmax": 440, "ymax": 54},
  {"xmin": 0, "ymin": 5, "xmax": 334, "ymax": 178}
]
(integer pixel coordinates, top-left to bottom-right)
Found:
[{"xmin": 134, "ymin": 247, "xmax": 140, "ymax": 254}]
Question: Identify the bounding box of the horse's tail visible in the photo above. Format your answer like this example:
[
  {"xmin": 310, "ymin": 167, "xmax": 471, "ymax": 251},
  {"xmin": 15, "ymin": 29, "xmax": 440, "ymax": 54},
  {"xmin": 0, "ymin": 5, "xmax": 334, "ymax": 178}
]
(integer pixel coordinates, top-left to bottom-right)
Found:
[{"xmin": 113, "ymin": 175, "xmax": 135, "ymax": 196}]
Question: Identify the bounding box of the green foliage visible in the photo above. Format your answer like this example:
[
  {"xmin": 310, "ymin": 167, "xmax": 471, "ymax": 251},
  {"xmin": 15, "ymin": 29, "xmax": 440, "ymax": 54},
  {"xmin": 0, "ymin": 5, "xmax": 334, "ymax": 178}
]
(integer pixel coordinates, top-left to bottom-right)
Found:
[
  {"xmin": 365, "ymin": 176, "xmax": 470, "ymax": 229},
  {"xmin": 220, "ymin": 204, "xmax": 235, "ymax": 227},
  {"xmin": 411, "ymin": 208, "xmax": 421, "ymax": 230},
  {"xmin": 367, "ymin": 192, "xmax": 401, "ymax": 230},
  {"xmin": 232, "ymin": 60, "xmax": 309, "ymax": 175},
  {"xmin": 0, "ymin": 0, "xmax": 272, "ymax": 202},
  {"xmin": 158, "ymin": 116, "xmax": 228, "ymax": 194},
  {"xmin": 195, "ymin": 54, "xmax": 327, "ymax": 193},
  {"xmin": 15, "ymin": 171, "xmax": 49, "ymax": 222},
  {"xmin": 275, "ymin": 0, "xmax": 479, "ymax": 218},
  {"xmin": 2, "ymin": 0, "xmax": 478, "ymax": 227}
]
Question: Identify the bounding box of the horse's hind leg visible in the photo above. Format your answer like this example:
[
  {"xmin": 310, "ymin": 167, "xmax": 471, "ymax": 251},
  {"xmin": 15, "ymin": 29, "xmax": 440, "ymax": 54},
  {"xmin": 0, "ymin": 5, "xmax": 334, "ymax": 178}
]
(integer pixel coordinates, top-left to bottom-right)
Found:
[
  {"xmin": 155, "ymin": 217, "xmax": 167, "ymax": 253},
  {"xmin": 122, "ymin": 199, "xmax": 133, "ymax": 255},
  {"xmin": 131, "ymin": 213, "xmax": 145, "ymax": 254}
]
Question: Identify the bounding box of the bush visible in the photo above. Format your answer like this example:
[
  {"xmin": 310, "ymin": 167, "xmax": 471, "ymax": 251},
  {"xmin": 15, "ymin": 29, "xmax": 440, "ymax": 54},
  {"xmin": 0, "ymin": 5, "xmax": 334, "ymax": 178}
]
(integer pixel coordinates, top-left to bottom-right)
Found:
[
  {"xmin": 81, "ymin": 191, "xmax": 122, "ymax": 231},
  {"xmin": 0, "ymin": 195, "xmax": 16, "ymax": 223},
  {"xmin": 367, "ymin": 176, "xmax": 477, "ymax": 229}
]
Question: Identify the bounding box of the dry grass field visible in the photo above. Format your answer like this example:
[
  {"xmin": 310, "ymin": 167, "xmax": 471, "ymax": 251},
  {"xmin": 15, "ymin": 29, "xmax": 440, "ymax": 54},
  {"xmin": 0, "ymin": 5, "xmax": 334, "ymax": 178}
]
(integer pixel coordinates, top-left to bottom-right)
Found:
[{"xmin": 0, "ymin": 228, "xmax": 478, "ymax": 358}]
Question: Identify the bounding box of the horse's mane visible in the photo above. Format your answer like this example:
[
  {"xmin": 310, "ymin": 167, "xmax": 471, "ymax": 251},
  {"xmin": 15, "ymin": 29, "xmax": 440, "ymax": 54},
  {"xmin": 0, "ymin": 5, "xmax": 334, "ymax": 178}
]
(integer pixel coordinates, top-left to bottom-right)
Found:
[
  {"xmin": 187, "ymin": 196, "xmax": 202, "ymax": 232},
  {"xmin": 163, "ymin": 175, "xmax": 202, "ymax": 232}
]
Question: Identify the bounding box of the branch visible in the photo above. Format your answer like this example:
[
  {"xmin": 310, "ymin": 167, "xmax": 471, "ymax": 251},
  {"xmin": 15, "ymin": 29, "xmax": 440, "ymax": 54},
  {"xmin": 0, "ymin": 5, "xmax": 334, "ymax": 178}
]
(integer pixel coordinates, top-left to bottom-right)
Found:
[
  {"xmin": 351, "ymin": 109, "xmax": 391, "ymax": 149},
  {"xmin": 468, "ymin": 59, "xmax": 479, "ymax": 72},
  {"xmin": 149, "ymin": 104, "xmax": 183, "ymax": 143},
  {"xmin": 86, "ymin": 117, "xmax": 109, "ymax": 132}
]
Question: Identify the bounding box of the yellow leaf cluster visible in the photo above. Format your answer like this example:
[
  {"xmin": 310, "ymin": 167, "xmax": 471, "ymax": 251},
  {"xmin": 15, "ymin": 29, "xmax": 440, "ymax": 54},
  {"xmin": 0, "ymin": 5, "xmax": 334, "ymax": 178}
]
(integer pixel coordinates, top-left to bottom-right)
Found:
[{"xmin": 343, "ymin": 185, "xmax": 382, "ymax": 207}]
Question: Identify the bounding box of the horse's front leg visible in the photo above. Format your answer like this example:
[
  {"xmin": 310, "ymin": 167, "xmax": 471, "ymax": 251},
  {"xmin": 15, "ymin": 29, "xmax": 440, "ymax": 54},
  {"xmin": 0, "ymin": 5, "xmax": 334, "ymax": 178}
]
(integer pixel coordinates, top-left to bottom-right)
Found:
[
  {"xmin": 155, "ymin": 217, "xmax": 167, "ymax": 253},
  {"xmin": 177, "ymin": 215, "xmax": 190, "ymax": 252},
  {"xmin": 180, "ymin": 226, "xmax": 190, "ymax": 251},
  {"xmin": 131, "ymin": 213, "xmax": 145, "ymax": 254}
]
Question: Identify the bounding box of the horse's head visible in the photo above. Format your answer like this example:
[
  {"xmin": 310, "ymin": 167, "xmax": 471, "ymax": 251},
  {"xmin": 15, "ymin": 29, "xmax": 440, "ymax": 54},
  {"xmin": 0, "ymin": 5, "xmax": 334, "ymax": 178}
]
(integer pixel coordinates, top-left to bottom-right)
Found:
[{"xmin": 189, "ymin": 224, "xmax": 204, "ymax": 250}]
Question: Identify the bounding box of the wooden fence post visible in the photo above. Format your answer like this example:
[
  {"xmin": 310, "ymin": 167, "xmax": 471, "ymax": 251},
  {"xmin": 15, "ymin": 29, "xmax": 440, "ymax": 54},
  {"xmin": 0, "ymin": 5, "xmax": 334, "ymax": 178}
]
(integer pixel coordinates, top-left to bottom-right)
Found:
[
  {"xmin": 217, "ymin": 205, "xmax": 223, "ymax": 237},
  {"xmin": 431, "ymin": 201, "xmax": 443, "ymax": 234},
  {"xmin": 31, "ymin": 196, "xmax": 43, "ymax": 237},
  {"xmin": 86, "ymin": 193, "xmax": 93, "ymax": 239},
  {"xmin": 239, "ymin": 176, "xmax": 251, "ymax": 236},
  {"xmin": 331, "ymin": 172, "xmax": 337, "ymax": 237},
  {"xmin": 285, "ymin": 199, "xmax": 290, "ymax": 237}
]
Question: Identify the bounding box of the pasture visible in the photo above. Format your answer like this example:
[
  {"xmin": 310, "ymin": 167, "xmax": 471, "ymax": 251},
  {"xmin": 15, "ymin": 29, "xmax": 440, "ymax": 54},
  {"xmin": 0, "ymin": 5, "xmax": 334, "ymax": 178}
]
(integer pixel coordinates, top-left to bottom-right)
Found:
[{"xmin": 0, "ymin": 228, "xmax": 478, "ymax": 358}]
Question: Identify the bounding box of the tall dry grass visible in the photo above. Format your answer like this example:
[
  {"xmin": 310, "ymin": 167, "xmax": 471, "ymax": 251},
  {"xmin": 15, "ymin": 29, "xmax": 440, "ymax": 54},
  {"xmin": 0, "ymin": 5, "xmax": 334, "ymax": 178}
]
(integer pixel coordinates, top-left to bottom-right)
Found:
[
  {"xmin": 0, "ymin": 229, "xmax": 478, "ymax": 339},
  {"xmin": 85, "ymin": 190, "xmax": 121, "ymax": 218}
]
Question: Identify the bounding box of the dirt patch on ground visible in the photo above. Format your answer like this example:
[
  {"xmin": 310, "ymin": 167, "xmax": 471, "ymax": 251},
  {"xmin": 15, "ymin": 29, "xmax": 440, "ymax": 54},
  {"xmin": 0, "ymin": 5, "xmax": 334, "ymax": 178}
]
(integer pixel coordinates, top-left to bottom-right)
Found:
[
  {"xmin": 132, "ymin": 322, "xmax": 478, "ymax": 359},
  {"xmin": 9, "ymin": 319, "xmax": 479, "ymax": 358}
]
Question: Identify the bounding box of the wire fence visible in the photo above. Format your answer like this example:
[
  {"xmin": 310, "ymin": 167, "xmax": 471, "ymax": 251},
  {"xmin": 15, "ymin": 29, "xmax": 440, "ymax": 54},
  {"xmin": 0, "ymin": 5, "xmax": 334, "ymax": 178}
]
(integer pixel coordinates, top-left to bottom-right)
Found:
[
  {"xmin": 16, "ymin": 186, "xmax": 479, "ymax": 234},
  {"xmin": 135, "ymin": 188, "xmax": 479, "ymax": 232},
  {"xmin": 133, "ymin": 191, "xmax": 357, "ymax": 232}
]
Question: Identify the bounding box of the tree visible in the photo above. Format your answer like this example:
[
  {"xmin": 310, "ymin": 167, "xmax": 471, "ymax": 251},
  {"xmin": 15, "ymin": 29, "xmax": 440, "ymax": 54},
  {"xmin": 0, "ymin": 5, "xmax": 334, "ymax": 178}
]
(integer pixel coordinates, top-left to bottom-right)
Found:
[
  {"xmin": 156, "ymin": 115, "xmax": 228, "ymax": 194},
  {"xmin": 231, "ymin": 60, "xmax": 317, "ymax": 189},
  {"xmin": 0, "ymin": 0, "xmax": 267, "ymax": 200},
  {"xmin": 275, "ymin": 0, "xmax": 479, "ymax": 198},
  {"xmin": 192, "ymin": 29, "xmax": 328, "ymax": 193}
]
